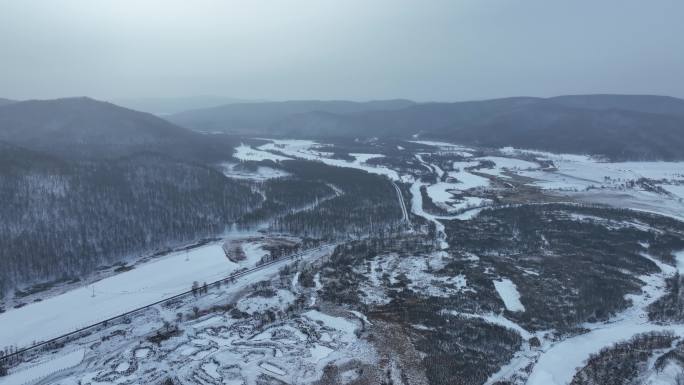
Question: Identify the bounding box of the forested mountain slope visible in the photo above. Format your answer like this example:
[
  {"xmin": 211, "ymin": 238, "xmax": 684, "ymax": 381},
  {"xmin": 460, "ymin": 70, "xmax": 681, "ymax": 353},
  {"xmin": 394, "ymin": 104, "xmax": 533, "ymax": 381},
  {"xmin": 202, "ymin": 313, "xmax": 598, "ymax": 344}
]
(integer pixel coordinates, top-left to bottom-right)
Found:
[
  {"xmin": 0, "ymin": 97, "xmax": 238, "ymax": 162},
  {"xmin": 445, "ymin": 100, "xmax": 684, "ymax": 160},
  {"xmin": 549, "ymin": 94, "xmax": 684, "ymax": 116},
  {"xmin": 0, "ymin": 143, "xmax": 261, "ymax": 296}
]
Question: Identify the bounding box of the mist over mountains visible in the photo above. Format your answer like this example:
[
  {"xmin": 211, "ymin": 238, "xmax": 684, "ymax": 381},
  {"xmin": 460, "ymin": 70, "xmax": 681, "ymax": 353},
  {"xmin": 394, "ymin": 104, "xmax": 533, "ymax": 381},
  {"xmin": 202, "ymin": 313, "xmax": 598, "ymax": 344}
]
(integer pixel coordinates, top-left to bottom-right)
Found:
[
  {"xmin": 169, "ymin": 99, "xmax": 416, "ymax": 135},
  {"xmin": 169, "ymin": 94, "xmax": 684, "ymax": 160},
  {"xmin": 109, "ymin": 96, "xmax": 256, "ymax": 115},
  {"xmin": 1, "ymin": 93, "xmax": 684, "ymax": 162}
]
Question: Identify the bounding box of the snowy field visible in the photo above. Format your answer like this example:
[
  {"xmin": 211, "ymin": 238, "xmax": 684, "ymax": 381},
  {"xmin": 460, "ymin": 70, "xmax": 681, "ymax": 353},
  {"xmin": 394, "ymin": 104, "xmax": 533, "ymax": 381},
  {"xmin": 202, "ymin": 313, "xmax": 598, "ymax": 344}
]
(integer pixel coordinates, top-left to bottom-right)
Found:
[
  {"xmin": 410, "ymin": 151, "xmax": 501, "ymax": 249},
  {"xmin": 220, "ymin": 162, "xmax": 290, "ymax": 181},
  {"xmin": 234, "ymin": 139, "xmax": 401, "ymax": 180},
  {"xmin": 493, "ymin": 278, "xmax": 525, "ymax": 312},
  {"xmin": 409, "ymin": 140, "xmax": 475, "ymax": 157},
  {"xmin": 356, "ymin": 252, "xmax": 471, "ymax": 305},
  {"xmin": 475, "ymin": 156, "xmax": 539, "ymax": 178},
  {"xmin": 1, "ymin": 245, "xmax": 340, "ymax": 385},
  {"xmin": 0, "ymin": 240, "xmax": 273, "ymax": 349},
  {"xmin": 444, "ymin": 310, "xmax": 533, "ymax": 341},
  {"xmin": 233, "ymin": 143, "xmax": 291, "ymax": 162},
  {"xmin": 0, "ymin": 349, "xmax": 85, "ymax": 385},
  {"xmin": 500, "ymin": 147, "xmax": 684, "ymax": 220},
  {"xmin": 234, "ymin": 138, "xmax": 684, "ymax": 234}
]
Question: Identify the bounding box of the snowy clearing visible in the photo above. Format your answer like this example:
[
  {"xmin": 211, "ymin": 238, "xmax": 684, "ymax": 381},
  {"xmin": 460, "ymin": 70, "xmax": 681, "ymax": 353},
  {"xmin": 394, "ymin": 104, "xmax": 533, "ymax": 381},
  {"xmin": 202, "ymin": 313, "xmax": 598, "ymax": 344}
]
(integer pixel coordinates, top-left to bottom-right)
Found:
[
  {"xmin": 447, "ymin": 168, "xmax": 490, "ymax": 191},
  {"xmin": 236, "ymin": 289, "xmax": 295, "ymax": 315},
  {"xmin": 303, "ymin": 310, "xmax": 358, "ymax": 343},
  {"xmin": 257, "ymin": 139, "xmax": 400, "ymax": 180},
  {"xmin": 409, "ymin": 140, "xmax": 475, "ymax": 155},
  {"xmin": 493, "ymin": 278, "xmax": 525, "ymax": 312},
  {"xmin": 499, "ymin": 147, "xmax": 684, "ymax": 221},
  {"xmin": 0, "ymin": 243, "xmax": 240, "ymax": 348},
  {"xmin": 233, "ymin": 143, "xmax": 291, "ymax": 162},
  {"xmin": 676, "ymin": 250, "xmax": 684, "ymax": 272},
  {"xmin": 444, "ymin": 310, "xmax": 532, "ymax": 340},
  {"xmin": 357, "ymin": 252, "xmax": 471, "ymax": 304},
  {"xmin": 220, "ymin": 162, "xmax": 289, "ymax": 181},
  {"xmin": 0, "ymin": 349, "xmax": 85, "ymax": 385}
]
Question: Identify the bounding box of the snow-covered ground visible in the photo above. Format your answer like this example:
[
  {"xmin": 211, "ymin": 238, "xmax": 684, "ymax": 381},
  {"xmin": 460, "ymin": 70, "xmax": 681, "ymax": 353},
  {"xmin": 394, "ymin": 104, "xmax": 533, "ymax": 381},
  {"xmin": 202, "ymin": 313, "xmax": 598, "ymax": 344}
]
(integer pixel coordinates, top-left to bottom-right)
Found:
[
  {"xmin": 676, "ymin": 250, "xmax": 684, "ymax": 272},
  {"xmin": 475, "ymin": 156, "xmax": 539, "ymax": 179},
  {"xmin": 444, "ymin": 310, "xmax": 533, "ymax": 340},
  {"xmin": 409, "ymin": 179, "xmax": 491, "ymax": 249},
  {"xmin": 233, "ymin": 143, "xmax": 291, "ymax": 162},
  {"xmin": 240, "ymin": 241, "xmax": 270, "ymax": 266},
  {"xmin": 303, "ymin": 310, "xmax": 358, "ymax": 343},
  {"xmin": 641, "ymin": 361, "xmax": 684, "ymax": 385},
  {"xmin": 663, "ymin": 184, "xmax": 684, "ymax": 200},
  {"xmin": 410, "ymin": 181, "xmax": 449, "ymax": 249},
  {"xmin": 138, "ymin": 141, "xmax": 684, "ymax": 384},
  {"xmin": 0, "ymin": 238, "xmax": 287, "ymax": 350},
  {"xmin": 425, "ymin": 181, "xmax": 491, "ymax": 213},
  {"xmin": 309, "ymin": 272, "xmax": 322, "ymax": 307},
  {"xmin": 525, "ymin": 252, "xmax": 684, "ymax": 385},
  {"xmin": 413, "ymin": 152, "xmax": 501, "ymax": 218},
  {"xmin": 3, "ymin": 245, "xmax": 341, "ymax": 385},
  {"xmin": 236, "ymin": 289, "xmax": 295, "ymax": 315},
  {"xmin": 391, "ymin": 181, "xmax": 410, "ymax": 223},
  {"xmin": 493, "ymin": 278, "xmax": 525, "ymax": 312},
  {"xmin": 220, "ymin": 162, "xmax": 290, "ymax": 181},
  {"xmin": 447, "ymin": 170, "xmax": 491, "ymax": 190},
  {"xmin": 256, "ymin": 139, "xmax": 401, "ymax": 180},
  {"xmin": 410, "ymin": 150, "xmax": 498, "ymax": 249},
  {"xmin": 500, "ymin": 147, "xmax": 684, "ymax": 221},
  {"xmin": 0, "ymin": 349, "xmax": 85, "ymax": 385},
  {"xmin": 357, "ymin": 252, "xmax": 472, "ymax": 304},
  {"xmin": 0, "ymin": 243, "xmax": 241, "ymax": 349},
  {"xmin": 6, "ymin": 138, "xmax": 684, "ymax": 384},
  {"xmin": 409, "ymin": 140, "xmax": 475, "ymax": 157}
]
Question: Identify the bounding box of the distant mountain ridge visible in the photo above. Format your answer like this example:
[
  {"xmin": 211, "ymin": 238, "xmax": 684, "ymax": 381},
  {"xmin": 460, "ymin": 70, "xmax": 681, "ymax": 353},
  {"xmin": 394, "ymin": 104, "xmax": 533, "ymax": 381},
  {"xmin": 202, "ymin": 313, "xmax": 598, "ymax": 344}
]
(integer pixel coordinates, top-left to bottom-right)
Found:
[
  {"xmin": 549, "ymin": 94, "xmax": 684, "ymax": 116},
  {"xmin": 2, "ymin": 95, "xmax": 683, "ymax": 160},
  {"xmin": 446, "ymin": 99, "xmax": 684, "ymax": 160},
  {"xmin": 0, "ymin": 97, "xmax": 236, "ymax": 161},
  {"xmin": 168, "ymin": 94, "xmax": 684, "ymax": 160},
  {"xmin": 169, "ymin": 99, "xmax": 416, "ymax": 134},
  {"xmin": 0, "ymin": 98, "xmax": 16, "ymax": 106},
  {"xmin": 110, "ymin": 96, "xmax": 257, "ymax": 115}
]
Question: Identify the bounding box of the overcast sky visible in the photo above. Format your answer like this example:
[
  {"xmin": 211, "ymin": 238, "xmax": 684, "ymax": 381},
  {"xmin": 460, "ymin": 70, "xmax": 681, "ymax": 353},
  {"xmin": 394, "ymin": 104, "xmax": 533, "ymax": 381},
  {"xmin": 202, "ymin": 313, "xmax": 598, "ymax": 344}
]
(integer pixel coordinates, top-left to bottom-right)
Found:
[{"xmin": 1, "ymin": 0, "xmax": 683, "ymax": 102}]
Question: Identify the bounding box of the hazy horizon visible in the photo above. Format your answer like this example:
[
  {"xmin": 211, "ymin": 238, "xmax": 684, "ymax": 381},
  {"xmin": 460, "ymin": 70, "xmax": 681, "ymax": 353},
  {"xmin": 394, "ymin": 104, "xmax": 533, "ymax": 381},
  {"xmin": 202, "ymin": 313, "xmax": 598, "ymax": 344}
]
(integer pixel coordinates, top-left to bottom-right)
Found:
[
  {"xmin": 7, "ymin": 93, "xmax": 684, "ymax": 106},
  {"xmin": 2, "ymin": 0, "xmax": 683, "ymax": 102}
]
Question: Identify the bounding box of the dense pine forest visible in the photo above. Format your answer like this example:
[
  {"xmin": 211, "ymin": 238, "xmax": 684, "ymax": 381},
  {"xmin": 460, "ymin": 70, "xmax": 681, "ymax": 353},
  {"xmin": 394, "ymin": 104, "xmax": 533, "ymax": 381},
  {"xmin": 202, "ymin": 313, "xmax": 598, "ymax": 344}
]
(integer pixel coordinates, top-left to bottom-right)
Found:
[
  {"xmin": 272, "ymin": 160, "xmax": 405, "ymax": 238},
  {"xmin": 0, "ymin": 144, "xmax": 261, "ymax": 297},
  {"xmin": 0, "ymin": 146, "xmax": 409, "ymax": 299}
]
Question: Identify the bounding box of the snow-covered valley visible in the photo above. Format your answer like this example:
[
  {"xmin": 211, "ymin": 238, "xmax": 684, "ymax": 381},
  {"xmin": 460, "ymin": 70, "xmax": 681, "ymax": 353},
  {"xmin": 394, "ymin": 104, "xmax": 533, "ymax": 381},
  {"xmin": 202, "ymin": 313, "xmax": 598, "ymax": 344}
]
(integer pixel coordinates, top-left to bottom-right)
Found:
[{"xmin": 3, "ymin": 137, "xmax": 684, "ymax": 385}]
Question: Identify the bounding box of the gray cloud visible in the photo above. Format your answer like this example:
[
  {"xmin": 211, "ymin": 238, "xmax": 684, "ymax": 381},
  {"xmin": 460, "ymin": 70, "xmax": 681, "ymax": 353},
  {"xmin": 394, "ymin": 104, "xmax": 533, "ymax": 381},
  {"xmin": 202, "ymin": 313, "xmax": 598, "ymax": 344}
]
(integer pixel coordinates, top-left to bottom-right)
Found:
[{"xmin": 1, "ymin": 0, "xmax": 683, "ymax": 101}]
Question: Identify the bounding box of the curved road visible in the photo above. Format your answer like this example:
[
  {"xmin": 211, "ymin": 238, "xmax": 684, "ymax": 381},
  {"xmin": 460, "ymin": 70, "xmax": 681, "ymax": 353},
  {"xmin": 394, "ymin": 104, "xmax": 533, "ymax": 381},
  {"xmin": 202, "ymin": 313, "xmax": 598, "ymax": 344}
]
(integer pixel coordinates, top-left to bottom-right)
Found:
[{"xmin": 391, "ymin": 181, "xmax": 410, "ymax": 224}]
